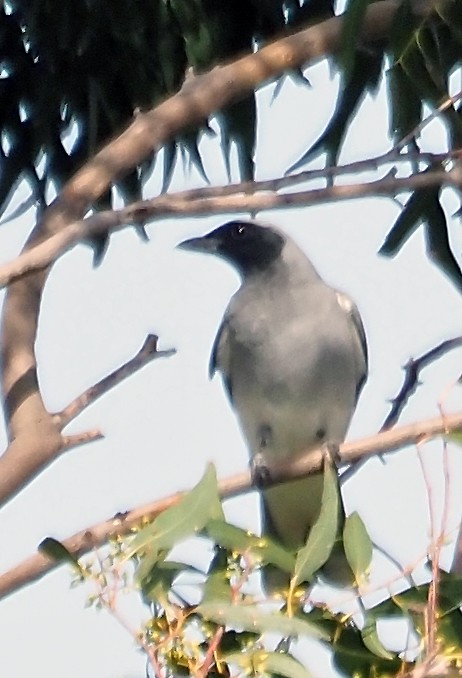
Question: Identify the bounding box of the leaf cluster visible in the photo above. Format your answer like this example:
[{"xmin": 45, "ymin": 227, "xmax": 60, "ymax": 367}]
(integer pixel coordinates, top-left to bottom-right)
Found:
[
  {"xmin": 0, "ymin": 0, "xmax": 327, "ymax": 260},
  {"xmin": 40, "ymin": 462, "xmax": 462, "ymax": 677},
  {"xmin": 2, "ymin": 1, "xmax": 462, "ymax": 278}
]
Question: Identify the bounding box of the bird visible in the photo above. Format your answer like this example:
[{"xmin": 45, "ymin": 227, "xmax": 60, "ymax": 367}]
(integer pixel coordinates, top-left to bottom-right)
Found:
[{"xmin": 178, "ymin": 219, "xmax": 368, "ymax": 591}]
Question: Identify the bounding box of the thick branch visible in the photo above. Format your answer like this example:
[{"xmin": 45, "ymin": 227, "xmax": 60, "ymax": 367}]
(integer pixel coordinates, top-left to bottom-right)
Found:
[
  {"xmin": 0, "ymin": 408, "xmax": 460, "ymax": 602},
  {"xmin": 0, "ymin": 0, "xmax": 437, "ymax": 505},
  {"xmin": 0, "ymin": 163, "xmax": 457, "ymax": 289}
]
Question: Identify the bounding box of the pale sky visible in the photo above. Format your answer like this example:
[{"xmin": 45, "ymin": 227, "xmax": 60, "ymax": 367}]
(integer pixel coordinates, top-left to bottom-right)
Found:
[{"xmin": 0, "ymin": 61, "xmax": 461, "ymax": 677}]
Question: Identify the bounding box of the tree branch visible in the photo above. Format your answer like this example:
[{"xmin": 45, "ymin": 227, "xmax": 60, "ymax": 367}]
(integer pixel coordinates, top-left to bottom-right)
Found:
[
  {"xmin": 0, "ymin": 335, "xmax": 175, "ymax": 507},
  {"xmin": 0, "ymin": 0, "xmax": 437, "ymax": 505},
  {"xmin": 52, "ymin": 334, "xmax": 176, "ymax": 430},
  {"xmin": 381, "ymin": 336, "xmax": 462, "ymax": 431},
  {"xmin": 0, "ymin": 160, "xmax": 459, "ymax": 289},
  {"xmin": 0, "ymin": 408, "xmax": 460, "ymax": 602}
]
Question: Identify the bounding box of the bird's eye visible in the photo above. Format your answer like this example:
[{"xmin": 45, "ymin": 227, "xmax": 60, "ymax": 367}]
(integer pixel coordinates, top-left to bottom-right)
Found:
[{"xmin": 232, "ymin": 224, "xmax": 246, "ymax": 238}]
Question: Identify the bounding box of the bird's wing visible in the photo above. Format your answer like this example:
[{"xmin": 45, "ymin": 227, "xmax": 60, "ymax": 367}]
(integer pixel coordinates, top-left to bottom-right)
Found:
[
  {"xmin": 335, "ymin": 291, "xmax": 368, "ymax": 399},
  {"xmin": 209, "ymin": 318, "xmax": 234, "ymax": 402}
]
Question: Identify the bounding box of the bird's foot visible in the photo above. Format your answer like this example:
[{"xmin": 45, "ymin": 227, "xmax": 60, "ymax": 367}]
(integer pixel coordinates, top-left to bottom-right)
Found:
[
  {"xmin": 250, "ymin": 452, "xmax": 272, "ymax": 489},
  {"xmin": 321, "ymin": 441, "xmax": 341, "ymax": 467}
]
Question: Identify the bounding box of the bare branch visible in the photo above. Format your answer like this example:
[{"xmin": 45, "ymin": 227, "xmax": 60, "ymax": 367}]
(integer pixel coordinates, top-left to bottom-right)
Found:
[
  {"xmin": 381, "ymin": 337, "xmax": 462, "ymax": 431},
  {"xmin": 53, "ymin": 334, "xmax": 176, "ymax": 430},
  {"xmin": 0, "ymin": 408, "xmax": 460, "ymax": 602},
  {"xmin": 62, "ymin": 430, "xmax": 105, "ymax": 449},
  {"xmin": 0, "ymin": 160, "xmax": 459, "ymax": 290},
  {"xmin": 0, "ymin": 336, "xmax": 175, "ymax": 507}
]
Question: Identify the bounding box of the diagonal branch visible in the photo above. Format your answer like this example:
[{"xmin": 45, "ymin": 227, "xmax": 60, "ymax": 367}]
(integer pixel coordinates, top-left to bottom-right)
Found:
[
  {"xmin": 0, "ymin": 408, "xmax": 461, "ymax": 602},
  {"xmin": 342, "ymin": 336, "xmax": 462, "ymax": 485},
  {"xmin": 53, "ymin": 334, "xmax": 176, "ymax": 430}
]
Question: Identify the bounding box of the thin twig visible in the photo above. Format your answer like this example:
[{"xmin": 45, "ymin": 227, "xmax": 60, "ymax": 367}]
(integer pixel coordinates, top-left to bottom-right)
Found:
[
  {"xmin": 62, "ymin": 429, "xmax": 104, "ymax": 449},
  {"xmin": 341, "ymin": 336, "xmax": 462, "ymax": 486},
  {"xmin": 394, "ymin": 89, "xmax": 462, "ymax": 152},
  {"xmin": 196, "ymin": 626, "xmax": 224, "ymax": 678},
  {"xmin": 381, "ymin": 336, "xmax": 462, "ymax": 431},
  {"xmin": 53, "ymin": 334, "xmax": 176, "ymax": 429},
  {"xmin": 0, "ymin": 408, "xmax": 461, "ymax": 602},
  {"xmin": 416, "ymin": 440, "xmax": 438, "ymax": 656}
]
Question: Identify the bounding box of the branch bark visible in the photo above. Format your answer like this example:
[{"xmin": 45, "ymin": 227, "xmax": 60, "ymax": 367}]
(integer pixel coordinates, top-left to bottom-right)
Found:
[
  {"xmin": 0, "ymin": 160, "xmax": 458, "ymax": 290},
  {"xmin": 0, "ymin": 0, "xmax": 437, "ymax": 502},
  {"xmin": 52, "ymin": 334, "xmax": 176, "ymax": 430},
  {"xmin": 0, "ymin": 408, "xmax": 460, "ymax": 602}
]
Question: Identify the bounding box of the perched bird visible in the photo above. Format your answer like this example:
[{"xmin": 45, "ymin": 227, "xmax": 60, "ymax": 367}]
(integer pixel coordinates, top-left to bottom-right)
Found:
[{"xmin": 178, "ymin": 219, "xmax": 368, "ymax": 590}]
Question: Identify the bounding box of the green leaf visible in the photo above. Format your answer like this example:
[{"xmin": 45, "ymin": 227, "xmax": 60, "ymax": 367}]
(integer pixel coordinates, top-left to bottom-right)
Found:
[
  {"xmin": 205, "ymin": 519, "xmax": 295, "ymax": 574},
  {"xmin": 388, "ymin": 0, "xmax": 420, "ymax": 61},
  {"xmin": 387, "ymin": 63, "xmax": 422, "ymax": 140},
  {"xmin": 361, "ymin": 616, "xmax": 395, "ymax": 660},
  {"xmin": 424, "ymin": 196, "xmax": 462, "ymax": 294},
  {"xmin": 38, "ymin": 537, "xmax": 84, "ymax": 574},
  {"xmin": 333, "ymin": 625, "xmax": 403, "ymax": 678},
  {"xmin": 257, "ymin": 651, "xmax": 312, "ymax": 678},
  {"xmin": 223, "ymin": 650, "xmax": 253, "ymax": 674},
  {"xmin": 225, "ymin": 650, "xmax": 312, "ymax": 678},
  {"xmin": 438, "ymin": 570, "xmax": 462, "ymax": 616},
  {"xmin": 343, "ymin": 512, "xmax": 373, "ymax": 584},
  {"xmin": 197, "ymin": 602, "xmax": 329, "ymax": 640},
  {"xmin": 333, "ymin": 627, "xmax": 405, "ymax": 678},
  {"xmin": 286, "ymin": 49, "xmax": 383, "ymax": 172},
  {"xmin": 379, "ymin": 189, "xmax": 430, "ymax": 256},
  {"xmin": 438, "ymin": 607, "xmax": 462, "ymax": 649},
  {"xmin": 340, "ymin": 0, "xmax": 371, "ymax": 77},
  {"xmin": 218, "ymin": 95, "xmax": 256, "ymax": 182},
  {"xmin": 436, "ymin": 2, "xmax": 462, "ymax": 45},
  {"xmin": 126, "ymin": 464, "xmax": 224, "ymax": 565},
  {"xmin": 446, "ymin": 431, "xmax": 462, "ymax": 447},
  {"xmin": 141, "ymin": 560, "xmax": 195, "ymax": 606},
  {"xmin": 202, "ymin": 547, "xmax": 232, "ymax": 605},
  {"xmin": 291, "ymin": 461, "xmax": 340, "ymax": 587}
]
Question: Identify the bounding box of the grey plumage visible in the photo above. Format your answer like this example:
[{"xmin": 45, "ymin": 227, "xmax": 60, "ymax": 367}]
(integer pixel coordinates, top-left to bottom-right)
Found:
[{"xmin": 178, "ymin": 219, "xmax": 368, "ymax": 591}]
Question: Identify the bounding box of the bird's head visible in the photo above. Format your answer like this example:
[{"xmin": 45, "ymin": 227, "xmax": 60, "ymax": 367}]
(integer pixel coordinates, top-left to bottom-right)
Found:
[{"xmin": 177, "ymin": 220, "xmax": 285, "ymax": 276}]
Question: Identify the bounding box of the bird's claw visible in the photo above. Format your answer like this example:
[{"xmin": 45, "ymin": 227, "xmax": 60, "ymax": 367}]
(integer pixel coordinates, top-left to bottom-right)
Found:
[
  {"xmin": 250, "ymin": 453, "xmax": 272, "ymax": 488},
  {"xmin": 322, "ymin": 441, "xmax": 341, "ymax": 467}
]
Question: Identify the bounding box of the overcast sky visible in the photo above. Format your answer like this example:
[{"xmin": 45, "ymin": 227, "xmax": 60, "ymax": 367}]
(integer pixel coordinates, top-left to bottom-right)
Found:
[{"xmin": 0, "ymin": 60, "xmax": 461, "ymax": 677}]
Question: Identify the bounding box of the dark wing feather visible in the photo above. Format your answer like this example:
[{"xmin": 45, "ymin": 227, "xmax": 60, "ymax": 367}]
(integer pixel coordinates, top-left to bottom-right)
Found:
[{"xmin": 209, "ymin": 318, "xmax": 234, "ymax": 403}]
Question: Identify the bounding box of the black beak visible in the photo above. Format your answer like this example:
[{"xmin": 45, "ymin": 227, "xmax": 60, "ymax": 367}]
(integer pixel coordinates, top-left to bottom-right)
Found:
[{"xmin": 176, "ymin": 235, "xmax": 219, "ymax": 254}]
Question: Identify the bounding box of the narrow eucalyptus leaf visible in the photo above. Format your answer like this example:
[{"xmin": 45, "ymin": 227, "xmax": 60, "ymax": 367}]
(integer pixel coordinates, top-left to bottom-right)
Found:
[
  {"xmin": 198, "ymin": 602, "xmax": 330, "ymax": 640},
  {"xmin": 425, "ymin": 196, "xmax": 462, "ymax": 293},
  {"xmin": 379, "ymin": 190, "xmax": 429, "ymax": 256},
  {"xmin": 206, "ymin": 519, "xmax": 295, "ymax": 574},
  {"xmin": 340, "ymin": 0, "xmax": 371, "ymax": 77},
  {"xmin": 292, "ymin": 462, "xmax": 339, "ymax": 586},
  {"xmin": 343, "ymin": 512, "xmax": 373, "ymax": 583},
  {"xmin": 38, "ymin": 537, "xmax": 83, "ymax": 573},
  {"xmin": 361, "ymin": 617, "xmax": 395, "ymax": 659},
  {"xmin": 225, "ymin": 650, "xmax": 311, "ymax": 678},
  {"xmin": 387, "ymin": 64, "xmax": 422, "ymax": 140},
  {"xmin": 126, "ymin": 464, "xmax": 224, "ymax": 561}
]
